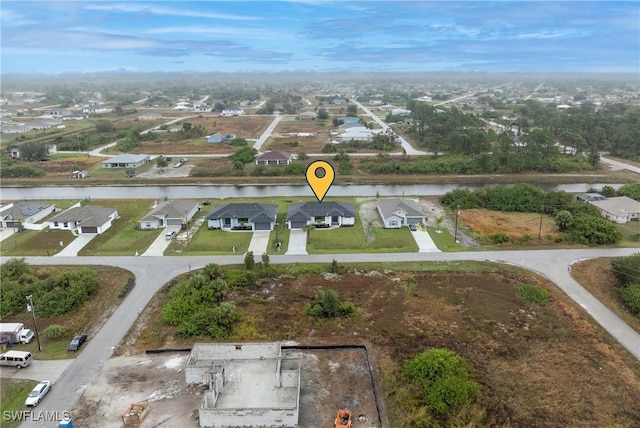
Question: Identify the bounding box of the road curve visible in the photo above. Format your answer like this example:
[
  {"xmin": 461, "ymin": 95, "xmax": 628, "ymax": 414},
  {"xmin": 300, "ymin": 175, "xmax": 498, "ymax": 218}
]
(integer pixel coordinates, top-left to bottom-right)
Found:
[{"xmin": 16, "ymin": 247, "xmax": 640, "ymax": 426}]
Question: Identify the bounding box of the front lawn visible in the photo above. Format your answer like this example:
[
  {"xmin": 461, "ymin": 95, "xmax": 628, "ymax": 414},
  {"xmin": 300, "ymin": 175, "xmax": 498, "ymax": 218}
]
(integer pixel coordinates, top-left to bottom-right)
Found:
[
  {"xmin": 368, "ymin": 227, "xmax": 418, "ymax": 252},
  {"xmin": 0, "ymin": 379, "xmax": 38, "ymax": 428},
  {"xmin": 173, "ymin": 227, "xmax": 252, "ymax": 255}
]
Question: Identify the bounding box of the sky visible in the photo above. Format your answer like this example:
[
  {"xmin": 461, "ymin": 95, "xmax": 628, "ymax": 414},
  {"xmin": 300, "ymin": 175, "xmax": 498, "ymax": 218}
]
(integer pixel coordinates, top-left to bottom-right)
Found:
[{"xmin": 1, "ymin": 1, "xmax": 638, "ymax": 75}]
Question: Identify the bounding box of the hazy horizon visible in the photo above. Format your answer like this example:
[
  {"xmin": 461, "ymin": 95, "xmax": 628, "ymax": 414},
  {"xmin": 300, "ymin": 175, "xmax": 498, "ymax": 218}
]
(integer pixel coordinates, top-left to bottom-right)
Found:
[{"xmin": 1, "ymin": 1, "xmax": 638, "ymax": 76}]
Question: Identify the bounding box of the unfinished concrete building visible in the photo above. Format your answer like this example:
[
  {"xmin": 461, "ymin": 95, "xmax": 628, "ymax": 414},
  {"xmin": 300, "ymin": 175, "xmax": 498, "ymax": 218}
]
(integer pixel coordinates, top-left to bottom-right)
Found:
[{"xmin": 186, "ymin": 342, "xmax": 301, "ymax": 428}]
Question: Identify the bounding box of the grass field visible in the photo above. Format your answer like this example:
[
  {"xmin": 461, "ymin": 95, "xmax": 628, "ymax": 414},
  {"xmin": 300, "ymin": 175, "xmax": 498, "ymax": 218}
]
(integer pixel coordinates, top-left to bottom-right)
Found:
[{"xmin": 0, "ymin": 379, "xmax": 38, "ymax": 428}]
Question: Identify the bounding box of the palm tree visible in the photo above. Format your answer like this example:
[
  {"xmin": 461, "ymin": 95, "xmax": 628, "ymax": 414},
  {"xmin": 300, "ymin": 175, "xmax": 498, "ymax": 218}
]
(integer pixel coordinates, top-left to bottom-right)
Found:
[
  {"xmin": 435, "ymin": 215, "xmax": 445, "ymax": 233},
  {"xmin": 302, "ymin": 224, "xmax": 313, "ymax": 244}
]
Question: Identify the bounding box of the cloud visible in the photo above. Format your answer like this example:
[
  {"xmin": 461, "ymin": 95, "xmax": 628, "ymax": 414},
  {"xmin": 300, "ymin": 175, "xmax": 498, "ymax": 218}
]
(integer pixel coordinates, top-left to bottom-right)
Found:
[
  {"xmin": 0, "ymin": 8, "xmax": 38, "ymax": 27},
  {"xmin": 143, "ymin": 25, "xmax": 293, "ymax": 40},
  {"xmin": 84, "ymin": 3, "xmax": 262, "ymax": 21}
]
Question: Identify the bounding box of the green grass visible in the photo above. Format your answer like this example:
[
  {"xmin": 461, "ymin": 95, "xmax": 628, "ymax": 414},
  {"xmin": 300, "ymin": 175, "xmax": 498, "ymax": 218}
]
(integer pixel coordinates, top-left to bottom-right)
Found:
[
  {"xmin": 174, "ymin": 226, "xmax": 252, "ymax": 255},
  {"xmin": 618, "ymin": 221, "xmax": 640, "ymax": 247},
  {"xmin": 427, "ymin": 227, "xmax": 466, "ymax": 252},
  {"xmin": 307, "ymin": 222, "xmax": 367, "ymax": 253},
  {"xmin": 0, "ymin": 379, "xmax": 38, "ymax": 428},
  {"xmin": 10, "ymin": 337, "xmax": 76, "ymax": 360},
  {"xmin": 0, "ymin": 229, "xmax": 75, "ymax": 257},
  {"xmin": 368, "ymin": 227, "xmax": 419, "ymax": 252},
  {"xmin": 79, "ymin": 199, "xmax": 157, "ymax": 256}
]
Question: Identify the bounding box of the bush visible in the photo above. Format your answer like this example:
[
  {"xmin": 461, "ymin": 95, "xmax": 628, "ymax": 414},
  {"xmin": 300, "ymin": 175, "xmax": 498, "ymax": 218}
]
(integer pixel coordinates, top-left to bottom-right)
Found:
[
  {"xmin": 403, "ymin": 348, "xmax": 479, "ymax": 415},
  {"xmin": 43, "ymin": 324, "xmax": 65, "ymax": 341},
  {"xmin": 620, "ymin": 283, "xmax": 640, "ymax": 316},
  {"xmin": 303, "ymin": 289, "xmax": 357, "ymax": 323},
  {"xmin": 224, "ymin": 270, "xmax": 258, "ymax": 289},
  {"xmin": 488, "ymin": 233, "xmax": 509, "ymax": 244},
  {"xmin": 518, "ymin": 284, "xmax": 550, "ymax": 304},
  {"xmin": 611, "ymin": 253, "xmax": 640, "ymax": 286}
]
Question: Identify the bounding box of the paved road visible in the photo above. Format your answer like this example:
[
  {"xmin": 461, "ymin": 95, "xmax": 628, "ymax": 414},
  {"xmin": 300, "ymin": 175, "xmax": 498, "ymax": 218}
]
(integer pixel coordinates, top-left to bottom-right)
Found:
[
  {"xmin": 253, "ymin": 114, "xmax": 283, "ymax": 151},
  {"xmin": 13, "ymin": 247, "xmax": 640, "ymax": 426},
  {"xmin": 601, "ymin": 155, "xmax": 640, "ymax": 174}
]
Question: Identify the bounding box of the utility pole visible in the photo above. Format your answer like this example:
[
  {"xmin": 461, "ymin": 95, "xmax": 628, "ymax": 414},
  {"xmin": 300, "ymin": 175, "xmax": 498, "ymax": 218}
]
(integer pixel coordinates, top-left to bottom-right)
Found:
[
  {"xmin": 25, "ymin": 295, "xmax": 42, "ymax": 352},
  {"xmin": 184, "ymin": 209, "xmax": 189, "ymax": 245},
  {"xmin": 538, "ymin": 205, "xmax": 544, "ymax": 239},
  {"xmin": 454, "ymin": 205, "xmax": 460, "ymax": 243}
]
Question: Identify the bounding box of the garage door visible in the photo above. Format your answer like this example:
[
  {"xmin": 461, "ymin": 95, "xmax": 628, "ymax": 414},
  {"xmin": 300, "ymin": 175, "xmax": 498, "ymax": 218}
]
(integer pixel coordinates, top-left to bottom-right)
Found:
[
  {"xmin": 290, "ymin": 221, "xmax": 307, "ymax": 229},
  {"xmin": 81, "ymin": 226, "xmax": 98, "ymax": 234},
  {"xmin": 166, "ymin": 219, "xmax": 183, "ymax": 226},
  {"xmin": 254, "ymin": 222, "xmax": 271, "ymax": 231},
  {"xmin": 408, "ymin": 218, "xmax": 420, "ymax": 225}
]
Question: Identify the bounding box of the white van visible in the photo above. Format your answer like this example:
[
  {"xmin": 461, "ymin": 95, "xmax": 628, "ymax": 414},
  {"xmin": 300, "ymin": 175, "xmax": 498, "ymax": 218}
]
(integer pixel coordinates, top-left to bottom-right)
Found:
[
  {"xmin": 0, "ymin": 350, "xmax": 33, "ymax": 368},
  {"xmin": 165, "ymin": 230, "xmax": 176, "ymax": 240}
]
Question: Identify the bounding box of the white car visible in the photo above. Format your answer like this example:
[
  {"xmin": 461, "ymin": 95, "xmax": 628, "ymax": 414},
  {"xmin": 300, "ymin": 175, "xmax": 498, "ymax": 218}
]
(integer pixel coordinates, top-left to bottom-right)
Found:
[{"xmin": 25, "ymin": 381, "xmax": 51, "ymax": 407}]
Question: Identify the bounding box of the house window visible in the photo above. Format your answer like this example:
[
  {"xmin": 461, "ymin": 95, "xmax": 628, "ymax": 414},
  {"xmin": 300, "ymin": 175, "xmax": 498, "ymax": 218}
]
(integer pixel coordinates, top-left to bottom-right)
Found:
[
  {"xmin": 315, "ymin": 216, "xmax": 324, "ymax": 223},
  {"xmin": 238, "ymin": 218, "xmax": 249, "ymax": 224},
  {"xmin": 390, "ymin": 220, "xmax": 398, "ymax": 227},
  {"xmin": 146, "ymin": 223, "xmax": 151, "ymax": 228},
  {"xmin": 53, "ymin": 222, "xmax": 58, "ymax": 227},
  {"xmin": 63, "ymin": 222, "xmax": 69, "ymax": 227}
]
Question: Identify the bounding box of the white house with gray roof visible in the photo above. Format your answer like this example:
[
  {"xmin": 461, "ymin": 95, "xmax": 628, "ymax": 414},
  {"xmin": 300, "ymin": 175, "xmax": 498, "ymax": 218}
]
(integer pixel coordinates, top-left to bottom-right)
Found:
[
  {"xmin": 101, "ymin": 153, "xmax": 150, "ymax": 168},
  {"xmin": 377, "ymin": 198, "xmax": 426, "ymax": 228},
  {"xmin": 588, "ymin": 196, "xmax": 640, "ymax": 224},
  {"xmin": 286, "ymin": 201, "xmax": 355, "ymax": 229},
  {"xmin": 48, "ymin": 205, "xmax": 118, "ymax": 234},
  {"xmin": 206, "ymin": 203, "xmax": 278, "ymax": 231},
  {"xmin": 139, "ymin": 200, "xmax": 199, "ymax": 230}
]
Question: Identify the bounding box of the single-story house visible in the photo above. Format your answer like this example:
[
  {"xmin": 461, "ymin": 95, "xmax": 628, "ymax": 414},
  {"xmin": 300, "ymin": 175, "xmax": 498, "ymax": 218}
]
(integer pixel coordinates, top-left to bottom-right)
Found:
[
  {"xmin": 255, "ymin": 151, "xmax": 292, "ymax": 166},
  {"xmin": 390, "ymin": 108, "xmax": 411, "ymax": 116},
  {"xmin": 206, "ymin": 203, "xmax": 278, "ymax": 231},
  {"xmin": 205, "ymin": 132, "xmax": 237, "ymax": 144},
  {"xmin": 168, "ymin": 124, "xmax": 183, "ymax": 133},
  {"xmin": 297, "ymin": 111, "xmax": 317, "ymax": 121},
  {"xmin": 220, "ymin": 107, "xmax": 244, "ymax": 116},
  {"xmin": 377, "ymin": 199, "xmax": 426, "ymax": 228},
  {"xmin": 588, "ymin": 196, "xmax": 640, "ymax": 224},
  {"xmin": 101, "ymin": 154, "xmax": 151, "ymax": 168},
  {"xmin": 194, "ymin": 104, "xmax": 211, "ymax": 112},
  {"xmin": 339, "ymin": 126, "xmax": 372, "ymax": 142},
  {"xmin": 287, "ymin": 201, "xmax": 355, "ymax": 229},
  {"xmin": 139, "ymin": 200, "xmax": 200, "ymax": 230},
  {"xmin": 139, "ymin": 112, "xmax": 161, "ymax": 120},
  {"xmin": 0, "ymin": 202, "xmax": 55, "ymax": 230},
  {"xmin": 82, "ymin": 105, "xmax": 112, "ymax": 114},
  {"xmin": 48, "ymin": 205, "xmax": 118, "ymax": 234}
]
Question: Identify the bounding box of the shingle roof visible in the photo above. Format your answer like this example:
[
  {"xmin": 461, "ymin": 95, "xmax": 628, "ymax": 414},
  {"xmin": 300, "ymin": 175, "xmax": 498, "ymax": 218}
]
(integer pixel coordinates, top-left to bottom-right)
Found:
[
  {"xmin": 256, "ymin": 151, "xmax": 291, "ymax": 161},
  {"xmin": 206, "ymin": 203, "xmax": 277, "ymax": 222},
  {"xmin": 141, "ymin": 200, "xmax": 199, "ymax": 222},
  {"xmin": 287, "ymin": 202, "xmax": 355, "ymax": 221},
  {"xmin": 49, "ymin": 205, "xmax": 116, "ymax": 227},
  {"xmin": 590, "ymin": 196, "xmax": 640, "ymax": 216},
  {"xmin": 377, "ymin": 199, "xmax": 424, "ymax": 220}
]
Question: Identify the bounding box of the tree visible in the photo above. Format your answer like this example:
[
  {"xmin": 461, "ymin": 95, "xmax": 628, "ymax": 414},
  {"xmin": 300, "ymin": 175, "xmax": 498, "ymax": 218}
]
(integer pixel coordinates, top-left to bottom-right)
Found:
[
  {"xmin": 347, "ymin": 104, "xmax": 358, "ymax": 116},
  {"xmin": 156, "ymin": 156, "xmax": 168, "ymax": 168},
  {"xmin": 244, "ymin": 251, "xmax": 255, "ymax": 270},
  {"xmin": 302, "ymin": 224, "xmax": 313, "ymax": 244},
  {"xmin": 230, "ymin": 147, "xmax": 257, "ymax": 164},
  {"xmin": 554, "ymin": 210, "xmax": 573, "ymax": 231},
  {"xmin": 435, "ymin": 216, "xmax": 445, "ymax": 232},
  {"xmin": 95, "ymin": 119, "xmax": 115, "ymax": 133},
  {"xmin": 19, "ymin": 142, "xmax": 48, "ymax": 161},
  {"xmin": 317, "ymin": 108, "xmax": 329, "ymax": 121}
]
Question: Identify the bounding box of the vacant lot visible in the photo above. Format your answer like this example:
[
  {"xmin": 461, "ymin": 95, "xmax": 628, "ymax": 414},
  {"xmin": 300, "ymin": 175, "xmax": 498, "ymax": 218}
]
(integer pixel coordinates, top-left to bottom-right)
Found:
[
  {"xmin": 459, "ymin": 208, "xmax": 561, "ymax": 244},
  {"xmin": 265, "ymin": 117, "xmax": 332, "ymax": 153},
  {"xmin": 122, "ymin": 263, "xmax": 640, "ymax": 427}
]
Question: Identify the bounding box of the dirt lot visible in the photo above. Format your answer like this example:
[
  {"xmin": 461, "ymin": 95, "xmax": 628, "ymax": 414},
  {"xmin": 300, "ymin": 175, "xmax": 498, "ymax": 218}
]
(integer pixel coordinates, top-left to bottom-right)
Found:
[
  {"xmin": 459, "ymin": 208, "xmax": 561, "ymax": 244},
  {"xmin": 265, "ymin": 117, "xmax": 332, "ymax": 153},
  {"xmin": 114, "ymin": 267, "xmax": 640, "ymax": 427}
]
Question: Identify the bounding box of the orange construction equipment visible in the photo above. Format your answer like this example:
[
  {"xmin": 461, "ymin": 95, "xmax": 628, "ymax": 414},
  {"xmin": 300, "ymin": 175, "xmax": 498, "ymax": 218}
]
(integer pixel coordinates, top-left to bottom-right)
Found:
[{"xmin": 334, "ymin": 408, "xmax": 352, "ymax": 428}]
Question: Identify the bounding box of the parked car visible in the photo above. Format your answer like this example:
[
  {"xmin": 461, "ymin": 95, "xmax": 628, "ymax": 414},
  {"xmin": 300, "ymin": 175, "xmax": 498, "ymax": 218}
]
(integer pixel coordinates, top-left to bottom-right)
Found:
[
  {"xmin": 409, "ymin": 223, "xmax": 417, "ymax": 231},
  {"xmin": 67, "ymin": 333, "xmax": 88, "ymax": 352},
  {"xmin": 165, "ymin": 230, "xmax": 177, "ymax": 240},
  {"xmin": 25, "ymin": 380, "xmax": 51, "ymax": 406}
]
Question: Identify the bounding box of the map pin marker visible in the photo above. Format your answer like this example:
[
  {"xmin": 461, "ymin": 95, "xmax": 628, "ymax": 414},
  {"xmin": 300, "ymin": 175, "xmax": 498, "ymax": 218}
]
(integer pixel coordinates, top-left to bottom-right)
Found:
[{"xmin": 306, "ymin": 160, "xmax": 335, "ymax": 202}]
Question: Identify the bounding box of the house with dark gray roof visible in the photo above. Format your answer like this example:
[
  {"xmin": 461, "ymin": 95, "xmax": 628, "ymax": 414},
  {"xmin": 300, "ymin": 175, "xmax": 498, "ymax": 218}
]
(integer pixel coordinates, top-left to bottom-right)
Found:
[
  {"xmin": 255, "ymin": 151, "xmax": 292, "ymax": 166},
  {"xmin": 377, "ymin": 199, "xmax": 426, "ymax": 228},
  {"xmin": 206, "ymin": 203, "xmax": 278, "ymax": 231},
  {"xmin": 48, "ymin": 205, "xmax": 118, "ymax": 234},
  {"xmin": 101, "ymin": 153, "xmax": 150, "ymax": 168},
  {"xmin": 0, "ymin": 202, "xmax": 54, "ymax": 230},
  {"xmin": 286, "ymin": 201, "xmax": 355, "ymax": 229},
  {"xmin": 139, "ymin": 200, "xmax": 200, "ymax": 230}
]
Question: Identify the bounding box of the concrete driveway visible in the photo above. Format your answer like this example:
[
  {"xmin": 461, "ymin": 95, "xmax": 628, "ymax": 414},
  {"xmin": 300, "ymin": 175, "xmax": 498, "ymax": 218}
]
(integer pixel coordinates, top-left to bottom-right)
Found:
[
  {"xmin": 142, "ymin": 226, "xmax": 181, "ymax": 256},
  {"xmin": 286, "ymin": 230, "xmax": 308, "ymax": 255},
  {"xmin": 248, "ymin": 231, "xmax": 271, "ymax": 255},
  {"xmin": 410, "ymin": 229, "xmax": 441, "ymax": 252},
  {"xmin": 54, "ymin": 234, "xmax": 96, "ymax": 257},
  {"xmin": 0, "ymin": 358, "xmax": 74, "ymax": 384}
]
